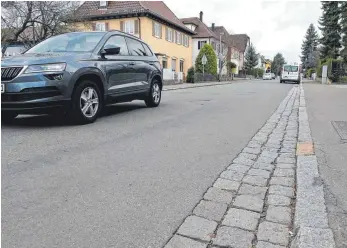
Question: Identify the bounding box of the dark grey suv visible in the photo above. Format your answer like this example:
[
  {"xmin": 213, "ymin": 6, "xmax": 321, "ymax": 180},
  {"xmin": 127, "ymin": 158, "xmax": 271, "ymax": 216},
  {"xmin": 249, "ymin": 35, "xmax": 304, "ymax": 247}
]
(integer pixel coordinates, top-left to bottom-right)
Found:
[{"xmin": 1, "ymin": 31, "xmax": 163, "ymax": 124}]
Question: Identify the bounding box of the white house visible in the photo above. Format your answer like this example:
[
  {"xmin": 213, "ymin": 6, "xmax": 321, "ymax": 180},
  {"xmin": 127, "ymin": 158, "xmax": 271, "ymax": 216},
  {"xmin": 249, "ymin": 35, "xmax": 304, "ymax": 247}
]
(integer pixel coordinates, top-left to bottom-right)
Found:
[{"xmin": 181, "ymin": 11, "xmax": 227, "ymax": 75}]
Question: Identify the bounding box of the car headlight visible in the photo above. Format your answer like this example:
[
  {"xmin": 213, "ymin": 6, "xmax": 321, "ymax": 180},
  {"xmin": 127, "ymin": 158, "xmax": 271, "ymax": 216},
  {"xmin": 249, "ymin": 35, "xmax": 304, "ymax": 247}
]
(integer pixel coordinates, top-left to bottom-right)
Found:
[{"xmin": 24, "ymin": 63, "xmax": 66, "ymax": 74}]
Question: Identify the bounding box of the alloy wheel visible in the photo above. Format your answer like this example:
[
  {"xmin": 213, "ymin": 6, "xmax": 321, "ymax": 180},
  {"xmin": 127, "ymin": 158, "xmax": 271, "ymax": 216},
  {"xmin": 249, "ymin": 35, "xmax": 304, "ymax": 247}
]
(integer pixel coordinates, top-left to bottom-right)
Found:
[
  {"xmin": 152, "ymin": 83, "xmax": 161, "ymax": 104},
  {"xmin": 80, "ymin": 87, "xmax": 99, "ymax": 118}
]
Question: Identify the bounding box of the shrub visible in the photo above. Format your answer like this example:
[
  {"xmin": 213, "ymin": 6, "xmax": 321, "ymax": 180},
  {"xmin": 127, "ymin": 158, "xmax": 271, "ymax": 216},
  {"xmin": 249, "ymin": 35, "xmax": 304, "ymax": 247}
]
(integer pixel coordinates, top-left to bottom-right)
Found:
[
  {"xmin": 338, "ymin": 76, "xmax": 347, "ymax": 83},
  {"xmin": 195, "ymin": 43, "xmax": 217, "ymax": 75},
  {"xmin": 186, "ymin": 67, "xmax": 195, "ymax": 83}
]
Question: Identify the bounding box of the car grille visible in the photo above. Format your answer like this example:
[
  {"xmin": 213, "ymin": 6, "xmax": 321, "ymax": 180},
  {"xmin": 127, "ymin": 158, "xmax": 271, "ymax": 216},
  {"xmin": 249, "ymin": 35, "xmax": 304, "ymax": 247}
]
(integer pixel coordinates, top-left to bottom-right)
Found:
[{"xmin": 1, "ymin": 67, "xmax": 23, "ymax": 81}]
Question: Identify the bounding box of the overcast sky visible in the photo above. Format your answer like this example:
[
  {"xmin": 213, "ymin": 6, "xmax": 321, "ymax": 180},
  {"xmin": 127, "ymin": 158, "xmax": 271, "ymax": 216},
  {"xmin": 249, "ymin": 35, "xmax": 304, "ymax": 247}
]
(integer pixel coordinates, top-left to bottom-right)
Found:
[{"xmin": 166, "ymin": 0, "xmax": 322, "ymax": 63}]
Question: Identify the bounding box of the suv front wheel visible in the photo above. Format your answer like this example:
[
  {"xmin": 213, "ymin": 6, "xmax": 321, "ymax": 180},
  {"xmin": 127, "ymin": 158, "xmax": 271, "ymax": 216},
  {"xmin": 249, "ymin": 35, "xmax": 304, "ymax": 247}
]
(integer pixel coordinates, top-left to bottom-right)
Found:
[
  {"xmin": 145, "ymin": 79, "xmax": 161, "ymax": 107},
  {"xmin": 69, "ymin": 80, "xmax": 102, "ymax": 124}
]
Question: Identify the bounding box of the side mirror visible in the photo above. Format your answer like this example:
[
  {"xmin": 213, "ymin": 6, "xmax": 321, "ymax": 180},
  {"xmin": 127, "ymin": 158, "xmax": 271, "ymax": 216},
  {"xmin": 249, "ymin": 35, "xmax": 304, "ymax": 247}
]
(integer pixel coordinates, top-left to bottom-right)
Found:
[{"xmin": 101, "ymin": 45, "xmax": 120, "ymax": 57}]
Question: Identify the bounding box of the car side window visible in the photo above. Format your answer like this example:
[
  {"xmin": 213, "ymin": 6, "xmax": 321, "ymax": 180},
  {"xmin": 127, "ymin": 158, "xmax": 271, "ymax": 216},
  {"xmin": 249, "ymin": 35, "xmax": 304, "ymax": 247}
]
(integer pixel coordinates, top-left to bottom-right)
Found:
[
  {"xmin": 125, "ymin": 37, "xmax": 146, "ymax": 56},
  {"xmin": 142, "ymin": 43, "xmax": 153, "ymax": 56},
  {"xmin": 103, "ymin": 35, "xmax": 129, "ymax": 56}
]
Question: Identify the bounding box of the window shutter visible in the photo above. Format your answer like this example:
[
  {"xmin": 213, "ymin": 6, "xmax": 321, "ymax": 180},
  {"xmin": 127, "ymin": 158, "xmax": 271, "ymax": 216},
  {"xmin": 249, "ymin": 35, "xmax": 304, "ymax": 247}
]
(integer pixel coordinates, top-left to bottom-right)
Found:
[
  {"xmin": 134, "ymin": 20, "xmax": 139, "ymax": 35},
  {"xmin": 120, "ymin": 21, "xmax": 124, "ymax": 31},
  {"xmin": 159, "ymin": 24, "xmax": 162, "ymax": 38},
  {"xmin": 165, "ymin": 27, "xmax": 168, "ymax": 41},
  {"xmin": 92, "ymin": 23, "xmax": 96, "ymax": 31},
  {"xmin": 105, "ymin": 22, "xmax": 109, "ymax": 31},
  {"xmin": 152, "ymin": 21, "xmax": 155, "ymax": 36},
  {"xmin": 198, "ymin": 41, "xmax": 200, "ymax": 49},
  {"xmin": 187, "ymin": 36, "xmax": 189, "ymax": 47}
]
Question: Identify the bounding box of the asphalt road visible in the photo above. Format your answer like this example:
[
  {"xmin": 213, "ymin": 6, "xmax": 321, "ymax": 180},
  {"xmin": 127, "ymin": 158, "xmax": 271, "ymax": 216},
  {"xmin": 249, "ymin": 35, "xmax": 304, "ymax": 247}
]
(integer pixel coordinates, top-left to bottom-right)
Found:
[
  {"xmin": 304, "ymin": 83, "xmax": 347, "ymax": 248},
  {"xmin": 1, "ymin": 79, "xmax": 293, "ymax": 248}
]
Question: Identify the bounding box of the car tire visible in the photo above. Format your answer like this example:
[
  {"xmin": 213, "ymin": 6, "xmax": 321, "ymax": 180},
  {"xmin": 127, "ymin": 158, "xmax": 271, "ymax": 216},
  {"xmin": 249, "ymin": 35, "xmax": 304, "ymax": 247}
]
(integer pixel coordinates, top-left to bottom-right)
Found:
[
  {"xmin": 280, "ymin": 80, "xmax": 283, "ymax": 83},
  {"xmin": 1, "ymin": 112, "xmax": 18, "ymax": 123},
  {"xmin": 145, "ymin": 79, "xmax": 161, "ymax": 107},
  {"xmin": 68, "ymin": 80, "xmax": 102, "ymax": 124}
]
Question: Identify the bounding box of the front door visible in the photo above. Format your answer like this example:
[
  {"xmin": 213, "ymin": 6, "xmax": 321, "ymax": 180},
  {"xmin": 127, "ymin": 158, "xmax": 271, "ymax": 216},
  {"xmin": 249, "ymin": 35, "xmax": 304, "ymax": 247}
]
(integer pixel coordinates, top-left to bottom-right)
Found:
[{"xmin": 99, "ymin": 35, "xmax": 132, "ymax": 95}]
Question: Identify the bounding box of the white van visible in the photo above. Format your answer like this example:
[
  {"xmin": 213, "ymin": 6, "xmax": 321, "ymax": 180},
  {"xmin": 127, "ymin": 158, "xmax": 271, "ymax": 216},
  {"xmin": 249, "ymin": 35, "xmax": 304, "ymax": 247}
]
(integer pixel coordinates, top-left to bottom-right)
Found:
[{"xmin": 280, "ymin": 64, "xmax": 301, "ymax": 84}]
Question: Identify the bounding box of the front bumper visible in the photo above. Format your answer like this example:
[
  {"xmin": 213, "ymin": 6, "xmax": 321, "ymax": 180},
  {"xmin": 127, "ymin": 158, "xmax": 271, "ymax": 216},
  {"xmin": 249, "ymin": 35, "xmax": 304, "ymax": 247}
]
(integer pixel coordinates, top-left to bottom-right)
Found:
[{"xmin": 1, "ymin": 99, "xmax": 70, "ymax": 114}]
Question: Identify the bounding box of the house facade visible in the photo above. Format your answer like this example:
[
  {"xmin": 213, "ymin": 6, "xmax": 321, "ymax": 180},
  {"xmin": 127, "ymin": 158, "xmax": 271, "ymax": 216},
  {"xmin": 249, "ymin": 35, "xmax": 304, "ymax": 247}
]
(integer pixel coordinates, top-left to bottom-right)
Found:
[
  {"xmin": 181, "ymin": 12, "xmax": 227, "ymax": 74},
  {"xmin": 75, "ymin": 1, "xmax": 194, "ymax": 82},
  {"xmin": 228, "ymin": 34, "xmax": 250, "ymax": 75}
]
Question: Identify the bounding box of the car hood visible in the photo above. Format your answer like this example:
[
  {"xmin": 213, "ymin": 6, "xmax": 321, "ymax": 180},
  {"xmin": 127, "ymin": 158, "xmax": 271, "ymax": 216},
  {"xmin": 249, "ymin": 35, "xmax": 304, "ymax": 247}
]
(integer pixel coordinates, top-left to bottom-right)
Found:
[{"xmin": 1, "ymin": 52, "xmax": 92, "ymax": 67}]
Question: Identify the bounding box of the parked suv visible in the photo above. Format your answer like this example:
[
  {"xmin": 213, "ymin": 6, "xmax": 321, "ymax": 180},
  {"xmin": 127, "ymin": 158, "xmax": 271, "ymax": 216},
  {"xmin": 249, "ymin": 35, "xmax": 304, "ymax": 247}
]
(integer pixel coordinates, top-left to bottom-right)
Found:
[{"xmin": 1, "ymin": 31, "xmax": 163, "ymax": 124}]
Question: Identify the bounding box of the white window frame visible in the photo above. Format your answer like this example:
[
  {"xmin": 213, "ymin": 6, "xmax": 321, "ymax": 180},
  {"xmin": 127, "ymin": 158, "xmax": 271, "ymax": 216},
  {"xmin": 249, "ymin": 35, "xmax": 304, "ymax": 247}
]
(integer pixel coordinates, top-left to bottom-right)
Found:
[
  {"xmin": 168, "ymin": 28, "xmax": 173, "ymax": 42},
  {"xmin": 171, "ymin": 58, "xmax": 177, "ymax": 71},
  {"xmin": 184, "ymin": 35, "xmax": 188, "ymax": 47},
  {"xmin": 96, "ymin": 22, "xmax": 106, "ymax": 31},
  {"xmin": 177, "ymin": 32, "xmax": 181, "ymax": 45},
  {"xmin": 99, "ymin": 1, "xmax": 107, "ymax": 7},
  {"xmin": 154, "ymin": 22, "xmax": 161, "ymax": 38},
  {"xmin": 124, "ymin": 20, "xmax": 135, "ymax": 35}
]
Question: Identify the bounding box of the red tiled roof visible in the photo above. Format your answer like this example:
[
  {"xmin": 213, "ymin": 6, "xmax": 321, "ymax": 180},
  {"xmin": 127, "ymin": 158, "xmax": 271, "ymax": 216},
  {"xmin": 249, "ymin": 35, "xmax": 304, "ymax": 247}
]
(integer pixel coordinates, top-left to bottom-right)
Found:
[
  {"xmin": 210, "ymin": 26, "xmax": 230, "ymax": 44},
  {"xmin": 76, "ymin": 1, "xmax": 194, "ymax": 34},
  {"xmin": 180, "ymin": 17, "xmax": 218, "ymax": 39}
]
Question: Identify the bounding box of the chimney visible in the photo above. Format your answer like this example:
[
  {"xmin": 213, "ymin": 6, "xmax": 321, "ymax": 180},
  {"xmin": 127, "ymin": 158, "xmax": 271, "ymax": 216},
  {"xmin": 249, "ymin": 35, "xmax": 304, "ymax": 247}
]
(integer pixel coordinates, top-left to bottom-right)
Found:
[
  {"xmin": 212, "ymin": 23, "xmax": 215, "ymax": 31},
  {"xmin": 199, "ymin": 11, "xmax": 203, "ymax": 22}
]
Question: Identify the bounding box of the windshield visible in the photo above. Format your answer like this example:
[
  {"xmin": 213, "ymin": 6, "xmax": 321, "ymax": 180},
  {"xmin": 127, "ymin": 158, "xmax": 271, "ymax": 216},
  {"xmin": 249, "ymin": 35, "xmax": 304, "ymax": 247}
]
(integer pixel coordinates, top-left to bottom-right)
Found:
[
  {"xmin": 26, "ymin": 32, "xmax": 105, "ymax": 53},
  {"xmin": 284, "ymin": 65, "xmax": 298, "ymax": 72}
]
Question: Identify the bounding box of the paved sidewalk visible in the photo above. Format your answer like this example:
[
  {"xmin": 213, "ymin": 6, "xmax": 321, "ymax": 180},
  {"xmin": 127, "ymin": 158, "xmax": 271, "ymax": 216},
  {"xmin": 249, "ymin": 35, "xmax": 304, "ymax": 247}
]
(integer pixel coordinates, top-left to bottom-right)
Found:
[
  {"xmin": 164, "ymin": 86, "xmax": 300, "ymax": 248},
  {"xmin": 162, "ymin": 79, "xmax": 247, "ymax": 91}
]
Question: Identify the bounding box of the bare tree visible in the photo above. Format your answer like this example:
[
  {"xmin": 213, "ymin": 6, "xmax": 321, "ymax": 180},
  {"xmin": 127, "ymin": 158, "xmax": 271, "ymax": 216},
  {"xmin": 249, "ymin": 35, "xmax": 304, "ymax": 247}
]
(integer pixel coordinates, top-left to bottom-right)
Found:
[{"xmin": 1, "ymin": 1, "xmax": 85, "ymax": 47}]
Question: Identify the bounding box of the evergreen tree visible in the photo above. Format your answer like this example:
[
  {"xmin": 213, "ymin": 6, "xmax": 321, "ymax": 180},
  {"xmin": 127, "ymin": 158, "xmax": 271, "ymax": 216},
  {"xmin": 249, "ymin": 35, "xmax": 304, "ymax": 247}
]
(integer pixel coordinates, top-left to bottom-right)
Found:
[
  {"xmin": 319, "ymin": 1, "xmax": 341, "ymax": 59},
  {"xmin": 195, "ymin": 43, "xmax": 217, "ymax": 75},
  {"xmin": 340, "ymin": 1, "xmax": 347, "ymax": 62},
  {"xmin": 244, "ymin": 43, "xmax": 258, "ymax": 74},
  {"xmin": 271, "ymin": 53, "xmax": 286, "ymax": 76},
  {"xmin": 301, "ymin": 24, "xmax": 319, "ymax": 69}
]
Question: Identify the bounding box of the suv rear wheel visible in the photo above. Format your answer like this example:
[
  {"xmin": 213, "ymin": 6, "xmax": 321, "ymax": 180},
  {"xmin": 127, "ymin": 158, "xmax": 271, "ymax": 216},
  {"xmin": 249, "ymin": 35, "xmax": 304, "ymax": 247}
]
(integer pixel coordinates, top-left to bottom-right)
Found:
[
  {"xmin": 69, "ymin": 80, "xmax": 102, "ymax": 124},
  {"xmin": 145, "ymin": 79, "xmax": 161, "ymax": 107}
]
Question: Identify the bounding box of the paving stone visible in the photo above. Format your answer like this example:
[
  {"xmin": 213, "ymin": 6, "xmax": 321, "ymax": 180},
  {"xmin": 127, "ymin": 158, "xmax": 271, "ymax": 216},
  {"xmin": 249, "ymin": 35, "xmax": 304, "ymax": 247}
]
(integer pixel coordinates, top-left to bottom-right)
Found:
[
  {"xmin": 213, "ymin": 226, "xmax": 254, "ymax": 247},
  {"xmin": 233, "ymin": 156, "xmax": 255, "ymax": 166},
  {"xmin": 260, "ymin": 150, "xmax": 279, "ymax": 159},
  {"xmin": 256, "ymin": 241, "xmax": 286, "ymax": 248},
  {"xmin": 277, "ymin": 156, "xmax": 296, "ymax": 164},
  {"xmin": 243, "ymin": 147, "xmax": 261, "ymax": 155},
  {"xmin": 290, "ymin": 227, "xmax": 335, "ymax": 248},
  {"xmin": 165, "ymin": 235, "xmax": 207, "ymax": 248},
  {"xmin": 267, "ymin": 195, "xmax": 291, "ymax": 206},
  {"xmin": 277, "ymin": 163, "xmax": 295, "ymax": 169},
  {"xmin": 257, "ymin": 155, "xmax": 276, "ymax": 164},
  {"xmin": 262, "ymin": 147, "xmax": 279, "ymax": 153},
  {"xmin": 248, "ymin": 168, "xmax": 271, "ymax": 178},
  {"xmin": 203, "ymin": 187, "xmax": 234, "ymax": 204},
  {"xmin": 258, "ymin": 221, "xmax": 289, "ymax": 246},
  {"xmin": 266, "ymin": 206, "xmax": 291, "ymax": 225},
  {"xmin": 243, "ymin": 175, "xmax": 268, "ymax": 187},
  {"xmin": 269, "ymin": 185, "xmax": 294, "ymax": 198},
  {"xmin": 177, "ymin": 216, "xmax": 217, "ymax": 241},
  {"xmin": 238, "ymin": 184, "xmax": 267, "ymax": 199},
  {"xmin": 227, "ymin": 164, "xmax": 250, "ymax": 173},
  {"xmin": 237, "ymin": 152, "xmax": 258, "ymax": 161},
  {"xmin": 273, "ymin": 168, "xmax": 295, "ymax": 178},
  {"xmin": 233, "ymin": 195, "xmax": 264, "ymax": 212},
  {"xmin": 278, "ymin": 152, "xmax": 296, "ymax": 158},
  {"xmin": 222, "ymin": 208, "xmax": 260, "ymax": 231},
  {"xmin": 220, "ymin": 170, "xmax": 244, "ymax": 181},
  {"xmin": 193, "ymin": 200, "xmax": 228, "ymax": 222},
  {"xmin": 247, "ymin": 141, "xmax": 263, "ymax": 148},
  {"xmin": 270, "ymin": 177, "xmax": 294, "ymax": 187},
  {"xmin": 265, "ymin": 143, "xmax": 282, "ymax": 149},
  {"xmin": 213, "ymin": 178, "xmax": 240, "ymax": 191},
  {"xmin": 280, "ymin": 147, "xmax": 296, "ymax": 153},
  {"xmin": 252, "ymin": 162, "xmax": 274, "ymax": 172}
]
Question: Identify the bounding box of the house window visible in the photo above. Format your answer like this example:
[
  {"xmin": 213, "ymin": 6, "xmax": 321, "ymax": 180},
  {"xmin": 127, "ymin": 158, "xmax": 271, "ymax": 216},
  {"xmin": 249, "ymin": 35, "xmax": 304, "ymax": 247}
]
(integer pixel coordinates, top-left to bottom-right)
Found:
[
  {"xmin": 168, "ymin": 28, "xmax": 173, "ymax": 42},
  {"xmin": 162, "ymin": 58, "xmax": 168, "ymax": 69},
  {"xmin": 124, "ymin": 20, "xmax": 135, "ymax": 35},
  {"xmin": 183, "ymin": 35, "xmax": 189, "ymax": 47},
  {"xmin": 96, "ymin": 22, "xmax": 106, "ymax": 31},
  {"xmin": 154, "ymin": 22, "xmax": 161, "ymax": 38},
  {"xmin": 171, "ymin": 58, "xmax": 177, "ymax": 71},
  {"xmin": 179, "ymin": 60, "xmax": 184, "ymax": 72},
  {"xmin": 99, "ymin": 1, "xmax": 107, "ymax": 7},
  {"xmin": 198, "ymin": 41, "xmax": 207, "ymax": 50},
  {"xmin": 176, "ymin": 32, "xmax": 181, "ymax": 45}
]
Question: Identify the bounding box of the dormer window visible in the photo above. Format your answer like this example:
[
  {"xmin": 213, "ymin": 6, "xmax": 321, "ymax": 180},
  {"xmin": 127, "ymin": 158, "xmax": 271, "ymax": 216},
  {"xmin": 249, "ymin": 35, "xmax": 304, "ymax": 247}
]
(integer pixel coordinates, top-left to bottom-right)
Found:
[{"xmin": 99, "ymin": 1, "xmax": 107, "ymax": 8}]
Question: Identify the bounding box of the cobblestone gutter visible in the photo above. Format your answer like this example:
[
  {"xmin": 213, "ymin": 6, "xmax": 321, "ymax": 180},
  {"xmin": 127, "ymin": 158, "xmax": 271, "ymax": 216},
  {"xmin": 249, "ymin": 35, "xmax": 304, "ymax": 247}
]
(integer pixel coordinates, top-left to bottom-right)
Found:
[{"xmin": 162, "ymin": 85, "xmax": 336, "ymax": 248}]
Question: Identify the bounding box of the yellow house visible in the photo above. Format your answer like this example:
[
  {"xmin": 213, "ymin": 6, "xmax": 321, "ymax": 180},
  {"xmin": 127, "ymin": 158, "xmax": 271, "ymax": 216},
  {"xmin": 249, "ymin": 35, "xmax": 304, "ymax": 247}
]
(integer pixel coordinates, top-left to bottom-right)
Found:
[{"xmin": 75, "ymin": 1, "xmax": 195, "ymax": 81}]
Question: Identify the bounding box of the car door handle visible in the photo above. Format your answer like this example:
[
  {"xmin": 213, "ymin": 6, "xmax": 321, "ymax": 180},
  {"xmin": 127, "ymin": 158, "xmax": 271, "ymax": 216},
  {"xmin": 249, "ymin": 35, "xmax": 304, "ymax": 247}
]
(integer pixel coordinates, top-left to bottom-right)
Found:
[{"xmin": 128, "ymin": 62, "xmax": 136, "ymax": 66}]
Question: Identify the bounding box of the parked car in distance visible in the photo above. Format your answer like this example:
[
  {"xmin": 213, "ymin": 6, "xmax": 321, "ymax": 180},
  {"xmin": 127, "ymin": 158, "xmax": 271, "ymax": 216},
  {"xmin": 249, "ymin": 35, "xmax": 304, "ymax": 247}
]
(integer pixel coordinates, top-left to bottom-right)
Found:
[
  {"xmin": 280, "ymin": 64, "xmax": 301, "ymax": 84},
  {"xmin": 271, "ymin": 73, "xmax": 276, "ymax": 79},
  {"xmin": 1, "ymin": 31, "xmax": 163, "ymax": 124},
  {"xmin": 263, "ymin": 73, "xmax": 272, "ymax": 80}
]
